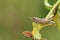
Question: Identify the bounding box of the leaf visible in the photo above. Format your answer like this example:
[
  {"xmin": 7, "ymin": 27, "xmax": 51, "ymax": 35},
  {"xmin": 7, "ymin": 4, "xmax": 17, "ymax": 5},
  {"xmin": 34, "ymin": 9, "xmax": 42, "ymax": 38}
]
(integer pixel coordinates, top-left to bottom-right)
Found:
[
  {"xmin": 32, "ymin": 21, "xmax": 55, "ymax": 40},
  {"xmin": 44, "ymin": 0, "xmax": 53, "ymax": 10},
  {"xmin": 54, "ymin": 13, "xmax": 60, "ymax": 30},
  {"xmin": 32, "ymin": 22, "xmax": 42, "ymax": 40},
  {"xmin": 22, "ymin": 31, "xmax": 32, "ymax": 38},
  {"xmin": 45, "ymin": 0, "xmax": 59, "ymax": 19},
  {"xmin": 32, "ymin": 22, "xmax": 39, "ymax": 35},
  {"xmin": 33, "ymin": 32, "xmax": 41, "ymax": 40},
  {"xmin": 32, "ymin": 22, "xmax": 43, "ymax": 36}
]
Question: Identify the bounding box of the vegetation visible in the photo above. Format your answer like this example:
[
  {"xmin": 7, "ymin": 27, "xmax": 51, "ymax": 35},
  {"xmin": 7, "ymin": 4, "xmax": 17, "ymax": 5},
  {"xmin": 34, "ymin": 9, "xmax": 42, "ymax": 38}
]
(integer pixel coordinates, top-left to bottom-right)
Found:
[{"xmin": 23, "ymin": 0, "xmax": 60, "ymax": 40}]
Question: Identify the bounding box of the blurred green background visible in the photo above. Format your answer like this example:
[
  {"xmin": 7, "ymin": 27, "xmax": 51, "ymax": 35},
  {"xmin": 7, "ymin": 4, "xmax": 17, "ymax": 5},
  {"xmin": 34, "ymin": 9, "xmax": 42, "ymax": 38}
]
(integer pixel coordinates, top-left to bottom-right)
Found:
[{"xmin": 0, "ymin": 0, "xmax": 60, "ymax": 40}]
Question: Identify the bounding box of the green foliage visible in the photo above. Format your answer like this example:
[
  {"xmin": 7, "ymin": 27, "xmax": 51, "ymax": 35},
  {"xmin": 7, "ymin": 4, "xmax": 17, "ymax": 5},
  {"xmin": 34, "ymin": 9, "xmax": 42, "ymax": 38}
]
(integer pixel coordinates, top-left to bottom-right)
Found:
[
  {"xmin": 31, "ymin": 0, "xmax": 60, "ymax": 40},
  {"xmin": 23, "ymin": 0, "xmax": 60, "ymax": 40}
]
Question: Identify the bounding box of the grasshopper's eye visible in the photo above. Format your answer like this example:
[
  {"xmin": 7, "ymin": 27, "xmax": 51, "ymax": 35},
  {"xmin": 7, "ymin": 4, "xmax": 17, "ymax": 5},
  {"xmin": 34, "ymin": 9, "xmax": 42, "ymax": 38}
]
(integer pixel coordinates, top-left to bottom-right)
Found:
[
  {"xmin": 33, "ymin": 17, "xmax": 37, "ymax": 21},
  {"xmin": 32, "ymin": 17, "xmax": 41, "ymax": 23}
]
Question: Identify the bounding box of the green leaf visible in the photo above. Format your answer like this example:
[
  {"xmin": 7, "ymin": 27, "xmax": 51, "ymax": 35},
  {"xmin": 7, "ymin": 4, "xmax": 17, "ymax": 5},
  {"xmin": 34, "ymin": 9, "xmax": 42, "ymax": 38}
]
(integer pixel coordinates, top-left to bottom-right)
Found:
[
  {"xmin": 54, "ymin": 13, "xmax": 60, "ymax": 30},
  {"xmin": 32, "ymin": 22, "xmax": 42, "ymax": 40},
  {"xmin": 33, "ymin": 32, "xmax": 41, "ymax": 40},
  {"xmin": 44, "ymin": 0, "xmax": 53, "ymax": 10},
  {"xmin": 32, "ymin": 21, "xmax": 55, "ymax": 39}
]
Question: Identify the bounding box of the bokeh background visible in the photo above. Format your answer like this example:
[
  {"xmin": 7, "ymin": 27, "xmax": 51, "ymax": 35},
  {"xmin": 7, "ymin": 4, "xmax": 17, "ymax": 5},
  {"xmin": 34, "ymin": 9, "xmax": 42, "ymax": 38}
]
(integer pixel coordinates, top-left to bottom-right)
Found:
[{"xmin": 0, "ymin": 0, "xmax": 60, "ymax": 40}]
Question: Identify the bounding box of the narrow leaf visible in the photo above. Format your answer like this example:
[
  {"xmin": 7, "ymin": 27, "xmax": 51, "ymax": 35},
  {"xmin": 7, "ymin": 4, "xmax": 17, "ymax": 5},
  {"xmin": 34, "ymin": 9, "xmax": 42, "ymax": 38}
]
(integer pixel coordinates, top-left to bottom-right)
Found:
[{"xmin": 44, "ymin": 0, "xmax": 52, "ymax": 10}]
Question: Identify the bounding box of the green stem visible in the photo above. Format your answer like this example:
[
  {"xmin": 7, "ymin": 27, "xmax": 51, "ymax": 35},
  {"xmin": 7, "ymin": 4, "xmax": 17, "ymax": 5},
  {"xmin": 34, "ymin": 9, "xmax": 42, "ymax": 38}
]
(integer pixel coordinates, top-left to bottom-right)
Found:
[{"xmin": 46, "ymin": 0, "xmax": 60, "ymax": 19}]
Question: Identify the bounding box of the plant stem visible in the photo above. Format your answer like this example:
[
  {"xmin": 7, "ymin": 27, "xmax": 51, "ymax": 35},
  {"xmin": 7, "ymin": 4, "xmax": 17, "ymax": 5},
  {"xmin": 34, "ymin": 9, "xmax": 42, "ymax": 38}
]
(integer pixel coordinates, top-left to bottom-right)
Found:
[{"xmin": 46, "ymin": 0, "xmax": 60, "ymax": 19}]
